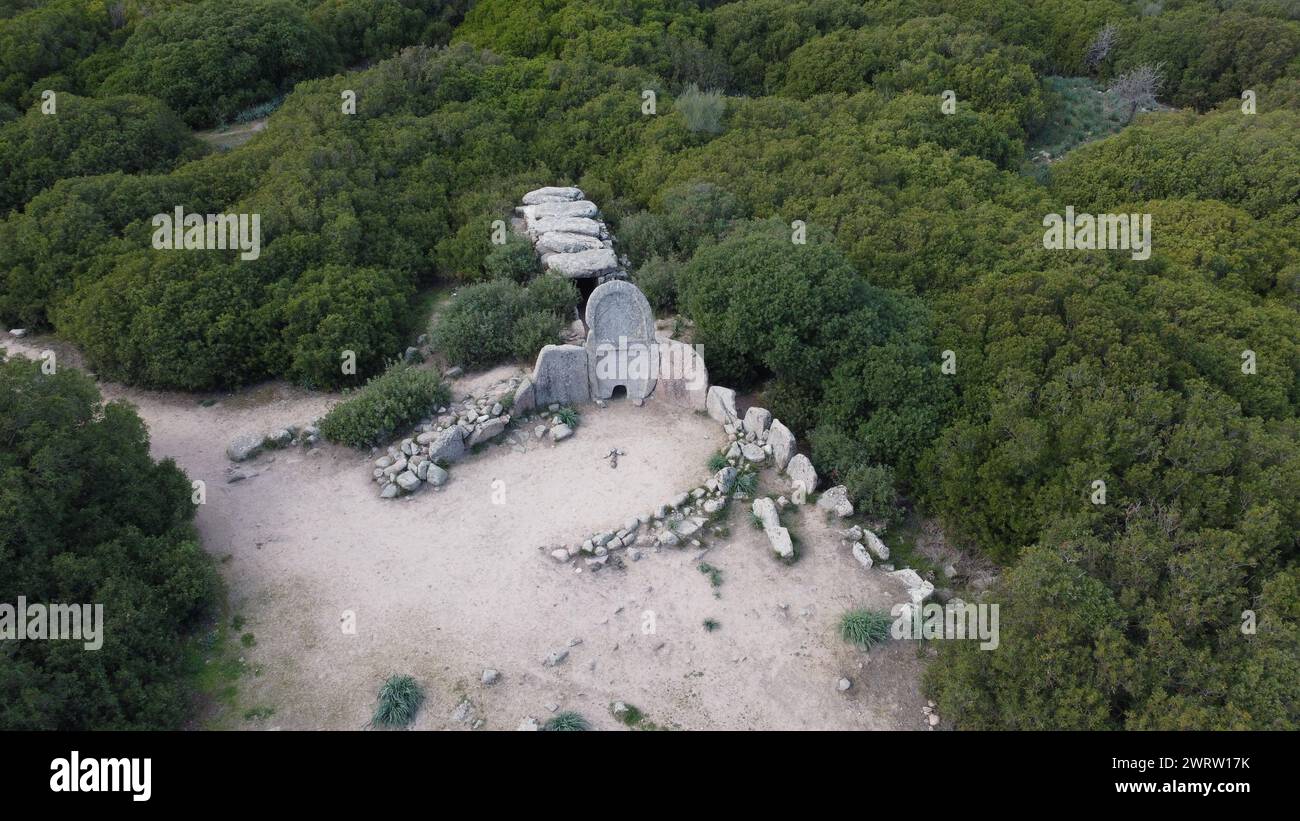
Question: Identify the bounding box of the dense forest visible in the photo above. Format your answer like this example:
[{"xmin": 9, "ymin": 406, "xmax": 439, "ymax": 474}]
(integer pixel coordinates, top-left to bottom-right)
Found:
[{"xmin": 1, "ymin": 0, "xmax": 1297, "ymax": 729}]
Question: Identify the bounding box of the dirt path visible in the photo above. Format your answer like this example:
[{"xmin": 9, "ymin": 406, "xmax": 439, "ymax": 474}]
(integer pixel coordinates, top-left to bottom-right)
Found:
[{"xmin": 3, "ymin": 335, "xmax": 929, "ymax": 730}]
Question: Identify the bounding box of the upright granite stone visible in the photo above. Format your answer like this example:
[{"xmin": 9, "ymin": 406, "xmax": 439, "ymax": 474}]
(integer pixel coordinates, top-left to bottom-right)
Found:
[
  {"xmin": 584, "ymin": 279, "xmax": 658, "ymax": 401},
  {"xmin": 532, "ymin": 344, "xmax": 591, "ymax": 406},
  {"xmin": 768, "ymin": 419, "xmax": 796, "ymax": 470},
  {"xmin": 706, "ymin": 386, "xmax": 738, "ymax": 425},
  {"xmin": 653, "ymin": 338, "xmax": 708, "ymax": 411}
]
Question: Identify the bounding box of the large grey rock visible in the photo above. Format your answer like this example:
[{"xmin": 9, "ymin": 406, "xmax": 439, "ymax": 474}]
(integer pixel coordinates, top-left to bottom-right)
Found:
[
  {"xmin": 467, "ymin": 416, "xmax": 507, "ymax": 447},
  {"xmin": 536, "ymin": 231, "xmax": 604, "ymax": 255},
  {"xmin": 768, "ymin": 419, "xmax": 796, "ymax": 471},
  {"xmin": 585, "ymin": 279, "xmax": 657, "ymax": 401},
  {"xmin": 786, "ymin": 453, "xmax": 818, "ymax": 496},
  {"xmin": 426, "ymin": 426, "xmax": 467, "ymax": 464},
  {"xmin": 226, "ymin": 433, "xmax": 264, "ymax": 462},
  {"xmin": 706, "ymin": 386, "xmax": 738, "ymax": 425},
  {"xmin": 544, "ymin": 247, "xmax": 619, "ymax": 278},
  {"xmin": 888, "ymin": 568, "xmax": 935, "ymax": 604},
  {"xmin": 752, "ymin": 497, "xmax": 794, "ymax": 560},
  {"xmin": 527, "ymin": 216, "xmax": 604, "ymax": 238},
  {"xmin": 816, "ymin": 485, "xmax": 854, "ymax": 518},
  {"xmin": 426, "ymin": 464, "xmax": 449, "ymax": 486},
  {"xmin": 851, "ymin": 542, "xmax": 874, "ymax": 569},
  {"xmin": 551, "ymin": 423, "xmax": 573, "ymax": 442},
  {"xmin": 522, "ymin": 186, "xmax": 583, "ymax": 205},
  {"xmin": 652, "ymin": 338, "xmax": 708, "ymax": 411},
  {"xmin": 743, "ymin": 406, "xmax": 772, "ymax": 433},
  {"xmin": 532, "ymin": 344, "xmax": 590, "ymax": 406}
]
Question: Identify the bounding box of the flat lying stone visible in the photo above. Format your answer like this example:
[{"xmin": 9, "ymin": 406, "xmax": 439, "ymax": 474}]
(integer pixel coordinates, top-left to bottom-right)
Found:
[
  {"xmin": 523, "ymin": 200, "xmax": 598, "ymax": 222},
  {"xmin": 527, "ymin": 216, "xmax": 604, "ymax": 237},
  {"xmin": 536, "ymin": 231, "xmax": 605, "ymax": 255},
  {"xmin": 522, "ymin": 186, "xmax": 583, "ymax": 205},
  {"xmin": 543, "ymin": 247, "xmax": 619, "ymax": 278}
]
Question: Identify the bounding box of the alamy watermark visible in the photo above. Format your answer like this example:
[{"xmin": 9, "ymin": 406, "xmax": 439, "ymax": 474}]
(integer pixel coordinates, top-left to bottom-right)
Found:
[
  {"xmin": 151, "ymin": 206, "xmax": 261, "ymax": 260},
  {"xmin": 891, "ymin": 600, "xmax": 999, "ymax": 650},
  {"xmin": 0, "ymin": 596, "xmax": 103, "ymax": 650},
  {"xmin": 1043, "ymin": 206, "xmax": 1151, "ymax": 260}
]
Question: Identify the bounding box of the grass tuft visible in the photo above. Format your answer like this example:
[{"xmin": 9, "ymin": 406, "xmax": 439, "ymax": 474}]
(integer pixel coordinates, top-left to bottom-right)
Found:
[
  {"xmin": 839, "ymin": 609, "xmax": 892, "ymax": 649},
  {"xmin": 543, "ymin": 711, "xmax": 590, "ymax": 731},
  {"xmin": 370, "ymin": 674, "xmax": 424, "ymax": 729}
]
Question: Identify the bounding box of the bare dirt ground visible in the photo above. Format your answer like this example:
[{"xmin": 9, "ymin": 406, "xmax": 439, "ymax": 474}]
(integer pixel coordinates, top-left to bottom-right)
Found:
[{"xmin": 4, "ymin": 337, "xmax": 929, "ymax": 731}]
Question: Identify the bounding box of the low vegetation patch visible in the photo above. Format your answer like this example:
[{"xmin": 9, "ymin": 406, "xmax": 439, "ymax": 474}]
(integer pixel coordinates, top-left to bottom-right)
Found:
[
  {"xmin": 542, "ymin": 711, "xmax": 590, "ymax": 731},
  {"xmin": 319, "ymin": 363, "xmax": 450, "ymax": 448}
]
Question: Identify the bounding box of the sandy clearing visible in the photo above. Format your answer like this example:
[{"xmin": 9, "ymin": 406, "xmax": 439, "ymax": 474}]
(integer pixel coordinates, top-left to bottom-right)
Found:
[{"xmin": 3, "ymin": 336, "xmax": 929, "ymax": 730}]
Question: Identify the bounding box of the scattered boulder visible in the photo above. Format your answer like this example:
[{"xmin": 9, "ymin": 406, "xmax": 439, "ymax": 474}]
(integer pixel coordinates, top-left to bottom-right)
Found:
[
  {"xmin": 851, "ymin": 542, "xmax": 874, "ymax": 569},
  {"xmin": 226, "ymin": 433, "xmax": 264, "ymax": 462},
  {"xmin": 551, "ymin": 423, "xmax": 573, "ymax": 442},
  {"xmin": 467, "ymin": 416, "xmax": 508, "ymax": 447},
  {"xmin": 786, "ymin": 454, "xmax": 818, "ymax": 496},
  {"xmin": 743, "ymin": 406, "xmax": 772, "ymax": 433},
  {"xmin": 816, "ymin": 485, "xmax": 854, "ymax": 517},
  {"xmin": 481, "ymin": 668, "xmax": 501, "ymax": 685},
  {"xmin": 740, "ymin": 442, "xmax": 766, "ymax": 463},
  {"xmin": 426, "ymin": 426, "xmax": 466, "ymax": 464},
  {"xmin": 752, "ymin": 497, "xmax": 794, "ymax": 560}
]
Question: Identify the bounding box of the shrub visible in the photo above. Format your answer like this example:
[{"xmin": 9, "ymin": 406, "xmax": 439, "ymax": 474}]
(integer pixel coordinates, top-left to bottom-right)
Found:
[
  {"xmin": 97, "ymin": 0, "xmax": 341, "ymax": 128},
  {"xmin": 319, "ymin": 363, "xmax": 449, "ymax": 448},
  {"xmin": 0, "ymin": 93, "xmax": 202, "ymax": 213},
  {"xmin": 706, "ymin": 451, "xmax": 728, "ymax": 472},
  {"xmin": 431, "ymin": 277, "xmax": 578, "ymax": 369},
  {"xmin": 484, "ymin": 233, "xmax": 541, "ymax": 282},
  {"xmin": 633, "ymin": 255, "xmax": 681, "ymax": 314},
  {"xmin": 281, "ymin": 264, "xmax": 415, "ymax": 389},
  {"xmin": 675, "ymin": 83, "xmax": 725, "ymax": 133},
  {"xmin": 371, "ymin": 674, "xmax": 424, "ymax": 728},
  {"xmin": 543, "ymin": 711, "xmax": 590, "ymax": 731},
  {"xmin": 511, "ymin": 309, "xmax": 562, "ymax": 360},
  {"xmin": 840, "ymin": 609, "xmax": 892, "ymax": 649}
]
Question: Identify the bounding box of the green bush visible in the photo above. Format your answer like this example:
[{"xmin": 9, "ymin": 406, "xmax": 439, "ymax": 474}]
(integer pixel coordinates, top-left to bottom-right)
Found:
[
  {"xmin": 431, "ymin": 276, "xmax": 577, "ymax": 370},
  {"xmin": 633, "ymin": 254, "xmax": 681, "ymax": 314},
  {"xmin": 319, "ymin": 363, "xmax": 450, "ymax": 448},
  {"xmin": 484, "ymin": 233, "xmax": 541, "ymax": 283},
  {"xmin": 0, "ymin": 356, "xmax": 219, "ymax": 730},
  {"xmin": 0, "ymin": 93, "xmax": 203, "ymax": 213},
  {"xmin": 281, "ymin": 264, "xmax": 416, "ymax": 389},
  {"xmin": 98, "ymin": 0, "xmax": 341, "ymax": 128},
  {"xmin": 511, "ymin": 309, "xmax": 562, "ymax": 360}
]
